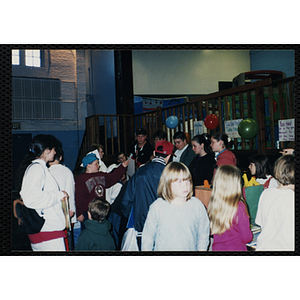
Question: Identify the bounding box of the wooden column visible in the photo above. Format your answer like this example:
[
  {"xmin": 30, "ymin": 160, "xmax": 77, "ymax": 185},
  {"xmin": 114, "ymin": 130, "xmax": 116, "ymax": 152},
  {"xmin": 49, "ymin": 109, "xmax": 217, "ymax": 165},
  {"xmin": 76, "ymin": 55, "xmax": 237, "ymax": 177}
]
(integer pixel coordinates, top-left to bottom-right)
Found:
[{"xmin": 255, "ymin": 86, "xmax": 266, "ymax": 154}]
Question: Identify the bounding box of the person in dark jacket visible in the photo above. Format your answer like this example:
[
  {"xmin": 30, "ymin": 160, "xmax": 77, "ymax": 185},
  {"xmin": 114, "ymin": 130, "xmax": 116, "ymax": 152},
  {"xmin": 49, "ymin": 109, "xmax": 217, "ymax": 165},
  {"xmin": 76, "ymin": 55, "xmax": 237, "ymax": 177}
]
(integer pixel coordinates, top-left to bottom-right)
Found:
[
  {"xmin": 130, "ymin": 128, "xmax": 154, "ymax": 169},
  {"xmin": 121, "ymin": 140, "xmax": 173, "ymax": 250},
  {"xmin": 173, "ymin": 131, "xmax": 196, "ymax": 168},
  {"xmin": 75, "ymin": 198, "xmax": 116, "ymax": 251},
  {"xmin": 189, "ymin": 133, "xmax": 216, "ymax": 186}
]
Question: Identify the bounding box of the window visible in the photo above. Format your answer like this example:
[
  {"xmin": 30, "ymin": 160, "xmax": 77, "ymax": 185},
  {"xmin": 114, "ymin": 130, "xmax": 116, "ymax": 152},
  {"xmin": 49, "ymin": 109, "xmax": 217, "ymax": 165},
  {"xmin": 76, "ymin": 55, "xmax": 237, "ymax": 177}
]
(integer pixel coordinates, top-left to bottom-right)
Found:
[
  {"xmin": 12, "ymin": 49, "xmax": 44, "ymax": 67},
  {"xmin": 12, "ymin": 50, "xmax": 20, "ymax": 65},
  {"xmin": 12, "ymin": 77, "xmax": 61, "ymax": 119},
  {"xmin": 25, "ymin": 50, "xmax": 41, "ymax": 67}
]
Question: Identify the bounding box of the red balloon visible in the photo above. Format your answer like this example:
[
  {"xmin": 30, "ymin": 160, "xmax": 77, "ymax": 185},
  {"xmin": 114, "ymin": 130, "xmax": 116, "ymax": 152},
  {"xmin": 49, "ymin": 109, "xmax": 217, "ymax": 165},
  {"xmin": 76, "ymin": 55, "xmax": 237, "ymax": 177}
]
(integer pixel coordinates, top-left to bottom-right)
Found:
[{"xmin": 204, "ymin": 114, "xmax": 219, "ymax": 129}]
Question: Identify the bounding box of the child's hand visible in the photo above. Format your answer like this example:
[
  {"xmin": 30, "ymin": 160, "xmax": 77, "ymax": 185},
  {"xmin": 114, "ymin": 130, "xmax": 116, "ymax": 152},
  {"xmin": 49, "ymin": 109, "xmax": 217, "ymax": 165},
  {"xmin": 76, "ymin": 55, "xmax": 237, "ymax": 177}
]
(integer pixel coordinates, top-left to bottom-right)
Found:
[
  {"xmin": 69, "ymin": 210, "xmax": 75, "ymax": 218},
  {"xmin": 280, "ymin": 148, "xmax": 294, "ymax": 155},
  {"xmin": 62, "ymin": 191, "xmax": 69, "ymax": 201},
  {"xmin": 122, "ymin": 160, "xmax": 130, "ymax": 168},
  {"xmin": 77, "ymin": 214, "xmax": 84, "ymax": 222}
]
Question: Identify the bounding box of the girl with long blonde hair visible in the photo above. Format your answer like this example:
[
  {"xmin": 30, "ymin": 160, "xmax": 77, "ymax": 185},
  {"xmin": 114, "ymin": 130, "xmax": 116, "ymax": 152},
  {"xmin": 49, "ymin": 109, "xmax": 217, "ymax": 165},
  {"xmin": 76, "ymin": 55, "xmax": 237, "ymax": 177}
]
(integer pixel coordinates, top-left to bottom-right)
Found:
[
  {"xmin": 142, "ymin": 162, "xmax": 210, "ymax": 251},
  {"xmin": 207, "ymin": 165, "xmax": 252, "ymax": 251}
]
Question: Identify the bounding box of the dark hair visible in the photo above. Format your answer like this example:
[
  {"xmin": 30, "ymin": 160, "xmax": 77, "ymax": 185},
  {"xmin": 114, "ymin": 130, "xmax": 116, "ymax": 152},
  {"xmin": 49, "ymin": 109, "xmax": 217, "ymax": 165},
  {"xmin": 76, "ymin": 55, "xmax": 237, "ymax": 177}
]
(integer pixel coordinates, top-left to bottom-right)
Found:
[
  {"xmin": 116, "ymin": 151, "xmax": 126, "ymax": 159},
  {"xmin": 192, "ymin": 133, "xmax": 213, "ymax": 154},
  {"xmin": 248, "ymin": 154, "xmax": 272, "ymax": 179},
  {"xmin": 212, "ymin": 132, "xmax": 233, "ymax": 149},
  {"xmin": 17, "ymin": 134, "xmax": 60, "ymax": 194},
  {"xmin": 30, "ymin": 134, "xmax": 58, "ymax": 158},
  {"xmin": 173, "ymin": 131, "xmax": 187, "ymax": 141},
  {"xmin": 154, "ymin": 152, "xmax": 169, "ymax": 158},
  {"xmin": 53, "ymin": 146, "xmax": 65, "ymax": 164},
  {"xmin": 88, "ymin": 143, "xmax": 104, "ymax": 152},
  {"xmin": 153, "ymin": 130, "xmax": 167, "ymax": 140},
  {"xmin": 88, "ymin": 198, "xmax": 110, "ymax": 222}
]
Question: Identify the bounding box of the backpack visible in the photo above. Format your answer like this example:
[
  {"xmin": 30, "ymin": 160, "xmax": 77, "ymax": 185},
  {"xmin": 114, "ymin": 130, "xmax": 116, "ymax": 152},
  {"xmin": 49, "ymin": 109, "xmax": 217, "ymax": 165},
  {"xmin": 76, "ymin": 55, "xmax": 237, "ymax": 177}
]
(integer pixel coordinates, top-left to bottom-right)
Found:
[
  {"xmin": 13, "ymin": 199, "xmax": 45, "ymax": 234},
  {"xmin": 13, "ymin": 162, "xmax": 46, "ymax": 234}
]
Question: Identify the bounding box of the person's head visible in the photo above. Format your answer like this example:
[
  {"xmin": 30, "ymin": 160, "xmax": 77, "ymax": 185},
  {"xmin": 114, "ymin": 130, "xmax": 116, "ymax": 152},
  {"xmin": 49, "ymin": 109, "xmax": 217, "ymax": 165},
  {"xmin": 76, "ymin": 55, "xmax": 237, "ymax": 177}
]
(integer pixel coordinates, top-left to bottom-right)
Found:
[
  {"xmin": 88, "ymin": 198, "xmax": 110, "ymax": 222},
  {"xmin": 82, "ymin": 153, "xmax": 99, "ymax": 173},
  {"xmin": 89, "ymin": 144, "xmax": 104, "ymax": 159},
  {"xmin": 117, "ymin": 152, "xmax": 127, "ymax": 164},
  {"xmin": 52, "ymin": 146, "xmax": 64, "ymax": 164},
  {"xmin": 153, "ymin": 130, "xmax": 167, "ymax": 144},
  {"xmin": 17, "ymin": 134, "xmax": 59, "ymax": 191},
  {"xmin": 208, "ymin": 165, "xmax": 244, "ymax": 235},
  {"xmin": 173, "ymin": 131, "xmax": 188, "ymax": 151},
  {"xmin": 136, "ymin": 128, "xmax": 147, "ymax": 146},
  {"xmin": 154, "ymin": 140, "xmax": 173, "ymax": 163},
  {"xmin": 157, "ymin": 162, "xmax": 193, "ymax": 202},
  {"xmin": 191, "ymin": 134, "xmax": 212, "ymax": 156},
  {"xmin": 248, "ymin": 154, "xmax": 272, "ymax": 179},
  {"xmin": 211, "ymin": 132, "xmax": 229, "ymax": 152},
  {"xmin": 274, "ymin": 155, "xmax": 294, "ymax": 186},
  {"xmin": 30, "ymin": 134, "xmax": 59, "ymax": 163}
]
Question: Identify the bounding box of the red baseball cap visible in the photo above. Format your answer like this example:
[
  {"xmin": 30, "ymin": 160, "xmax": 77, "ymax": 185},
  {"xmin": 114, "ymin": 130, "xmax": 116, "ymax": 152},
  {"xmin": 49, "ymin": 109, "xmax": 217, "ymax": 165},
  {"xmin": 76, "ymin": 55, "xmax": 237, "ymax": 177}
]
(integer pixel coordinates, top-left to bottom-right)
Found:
[{"xmin": 155, "ymin": 140, "xmax": 175, "ymax": 156}]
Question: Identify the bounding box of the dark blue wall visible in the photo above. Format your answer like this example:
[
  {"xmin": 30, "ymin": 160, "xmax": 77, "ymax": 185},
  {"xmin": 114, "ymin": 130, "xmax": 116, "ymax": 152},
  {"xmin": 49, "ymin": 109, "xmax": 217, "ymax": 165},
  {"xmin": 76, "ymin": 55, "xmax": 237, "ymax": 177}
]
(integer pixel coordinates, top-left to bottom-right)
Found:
[
  {"xmin": 91, "ymin": 50, "xmax": 117, "ymax": 115},
  {"xmin": 250, "ymin": 50, "xmax": 294, "ymax": 77},
  {"xmin": 13, "ymin": 130, "xmax": 85, "ymax": 172}
]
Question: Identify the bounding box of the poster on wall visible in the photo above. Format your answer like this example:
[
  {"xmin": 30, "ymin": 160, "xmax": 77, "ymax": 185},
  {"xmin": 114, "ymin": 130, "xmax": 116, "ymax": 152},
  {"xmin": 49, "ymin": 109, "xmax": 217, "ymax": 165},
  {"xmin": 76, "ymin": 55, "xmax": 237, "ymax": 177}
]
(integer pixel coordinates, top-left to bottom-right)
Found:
[
  {"xmin": 224, "ymin": 119, "xmax": 243, "ymax": 139},
  {"xmin": 194, "ymin": 121, "xmax": 204, "ymax": 135},
  {"xmin": 278, "ymin": 118, "xmax": 294, "ymax": 141}
]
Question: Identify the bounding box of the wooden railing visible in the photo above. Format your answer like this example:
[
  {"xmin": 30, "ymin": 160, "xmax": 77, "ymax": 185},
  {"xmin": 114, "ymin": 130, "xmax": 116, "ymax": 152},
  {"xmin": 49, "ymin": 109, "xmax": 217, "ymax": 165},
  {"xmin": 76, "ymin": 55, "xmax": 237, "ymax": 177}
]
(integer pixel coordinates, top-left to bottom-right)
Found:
[
  {"xmin": 134, "ymin": 77, "xmax": 294, "ymax": 154},
  {"xmin": 76, "ymin": 76, "xmax": 294, "ymax": 169},
  {"xmin": 75, "ymin": 114, "xmax": 135, "ymax": 168}
]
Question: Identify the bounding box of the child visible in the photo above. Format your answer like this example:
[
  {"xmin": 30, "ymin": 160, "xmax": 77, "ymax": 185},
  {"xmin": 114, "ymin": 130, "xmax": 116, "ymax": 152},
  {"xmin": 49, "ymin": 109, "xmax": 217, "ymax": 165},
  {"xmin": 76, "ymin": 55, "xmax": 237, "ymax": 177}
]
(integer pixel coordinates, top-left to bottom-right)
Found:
[
  {"xmin": 75, "ymin": 198, "xmax": 116, "ymax": 251},
  {"xmin": 247, "ymin": 154, "xmax": 278, "ymax": 189},
  {"xmin": 207, "ymin": 165, "xmax": 252, "ymax": 251},
  {"xmin": 141, "ymin": 162, "xmax": 210, "ymax": 251},
  {"xmin": 255, "ymin": 155, "xmax": 294, "ymax": 251}
]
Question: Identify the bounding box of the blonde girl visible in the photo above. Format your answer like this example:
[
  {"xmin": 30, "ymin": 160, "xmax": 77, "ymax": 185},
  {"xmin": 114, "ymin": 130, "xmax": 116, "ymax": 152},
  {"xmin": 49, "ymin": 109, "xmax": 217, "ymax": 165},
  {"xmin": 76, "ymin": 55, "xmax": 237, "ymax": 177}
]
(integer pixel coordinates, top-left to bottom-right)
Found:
[
  {"xmin": 207, "ymin": 165, "xmax": 252, "ymax": 251},
  {"xmin": 142, "ymin": 162, "xmax": 210, "ymax": 251}
]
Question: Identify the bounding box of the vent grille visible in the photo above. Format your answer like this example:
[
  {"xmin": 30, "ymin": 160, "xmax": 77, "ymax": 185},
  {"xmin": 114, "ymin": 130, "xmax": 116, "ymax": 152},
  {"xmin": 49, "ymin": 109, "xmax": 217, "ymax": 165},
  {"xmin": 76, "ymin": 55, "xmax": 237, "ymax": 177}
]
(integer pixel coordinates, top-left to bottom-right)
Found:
[{"xmin": 12, "ymin": 77, "xmax": 61, "ymax": 119}]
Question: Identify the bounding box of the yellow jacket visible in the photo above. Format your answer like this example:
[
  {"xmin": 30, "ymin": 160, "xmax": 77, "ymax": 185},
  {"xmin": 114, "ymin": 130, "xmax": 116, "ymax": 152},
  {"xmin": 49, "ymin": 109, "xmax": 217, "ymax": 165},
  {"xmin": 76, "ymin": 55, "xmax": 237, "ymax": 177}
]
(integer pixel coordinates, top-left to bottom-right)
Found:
[{"xmin": 242, "ymin": 173, "xmax": 260, "ymax": 187}]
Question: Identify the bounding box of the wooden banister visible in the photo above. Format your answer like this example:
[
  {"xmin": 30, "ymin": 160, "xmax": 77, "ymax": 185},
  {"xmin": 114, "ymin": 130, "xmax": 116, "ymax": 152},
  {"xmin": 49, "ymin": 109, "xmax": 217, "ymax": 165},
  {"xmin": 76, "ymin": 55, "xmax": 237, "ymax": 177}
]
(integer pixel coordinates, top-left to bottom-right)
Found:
[{"xmin": 76, "ymin": 76, "xmax": 294, "ymax": 169}]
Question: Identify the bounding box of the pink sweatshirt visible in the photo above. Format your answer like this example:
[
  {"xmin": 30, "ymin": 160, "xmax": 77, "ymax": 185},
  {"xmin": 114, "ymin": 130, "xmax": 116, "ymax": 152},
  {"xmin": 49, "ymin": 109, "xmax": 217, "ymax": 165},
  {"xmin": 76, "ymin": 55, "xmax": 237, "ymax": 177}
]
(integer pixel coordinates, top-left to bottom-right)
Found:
[{"xmin": 212, "ymin": 201, "xmax": 253, "ymax": 251}]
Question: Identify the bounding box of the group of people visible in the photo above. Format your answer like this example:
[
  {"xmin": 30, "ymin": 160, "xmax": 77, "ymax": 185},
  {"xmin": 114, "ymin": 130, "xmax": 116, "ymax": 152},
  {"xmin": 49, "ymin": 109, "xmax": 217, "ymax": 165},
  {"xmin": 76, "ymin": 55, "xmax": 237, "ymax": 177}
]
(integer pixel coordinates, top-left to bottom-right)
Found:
[{"xmin": 16, "ymin": 128, "xmax": 295, "ymax": 252}]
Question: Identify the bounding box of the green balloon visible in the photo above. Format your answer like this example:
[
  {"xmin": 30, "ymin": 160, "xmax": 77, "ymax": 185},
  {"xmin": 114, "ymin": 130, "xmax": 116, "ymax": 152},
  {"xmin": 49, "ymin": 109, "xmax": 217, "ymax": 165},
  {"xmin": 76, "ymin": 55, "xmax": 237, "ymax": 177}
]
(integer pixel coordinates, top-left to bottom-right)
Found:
[{"xmin": 238, "ymin": 118, "xmax": 259, "ymax": 139}]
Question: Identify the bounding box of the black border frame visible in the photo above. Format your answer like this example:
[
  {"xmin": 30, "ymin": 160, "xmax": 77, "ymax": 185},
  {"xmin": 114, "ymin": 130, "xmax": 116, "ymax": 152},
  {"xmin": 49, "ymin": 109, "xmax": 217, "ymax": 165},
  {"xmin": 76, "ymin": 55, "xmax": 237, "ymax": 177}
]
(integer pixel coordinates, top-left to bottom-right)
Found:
[{"xmin": 1, "ymin": 44, "xmax": 299, "ymax": 256}]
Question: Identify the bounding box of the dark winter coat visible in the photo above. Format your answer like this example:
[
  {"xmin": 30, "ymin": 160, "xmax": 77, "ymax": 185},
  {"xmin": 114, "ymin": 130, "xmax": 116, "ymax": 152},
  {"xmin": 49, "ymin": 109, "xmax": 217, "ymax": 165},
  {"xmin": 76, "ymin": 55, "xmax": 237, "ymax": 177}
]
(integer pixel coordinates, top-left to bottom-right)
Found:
[
  {"xmin": 121, "ymin": 158, "xmax": 166, "ymax": 233},
  {"xmin": 75, "ymin": 219, "xmax": 116, "ymax": 251}
]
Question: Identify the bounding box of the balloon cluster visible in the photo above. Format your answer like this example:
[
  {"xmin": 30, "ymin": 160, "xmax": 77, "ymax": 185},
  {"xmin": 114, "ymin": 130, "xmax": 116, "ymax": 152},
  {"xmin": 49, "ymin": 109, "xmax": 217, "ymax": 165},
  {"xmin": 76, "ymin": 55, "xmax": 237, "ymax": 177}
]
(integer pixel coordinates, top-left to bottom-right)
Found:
[{"xmin": 166, "ymin": 113, "xmax": 259, "ymax": 140}]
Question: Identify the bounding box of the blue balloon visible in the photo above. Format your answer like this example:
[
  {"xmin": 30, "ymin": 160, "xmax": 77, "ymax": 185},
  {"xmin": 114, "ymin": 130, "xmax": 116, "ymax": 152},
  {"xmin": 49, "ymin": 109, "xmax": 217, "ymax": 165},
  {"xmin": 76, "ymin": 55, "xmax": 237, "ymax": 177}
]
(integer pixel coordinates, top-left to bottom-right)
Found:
[{"xmin": 166, "ymin": 116, "xmax": 179, "ymax": 129}]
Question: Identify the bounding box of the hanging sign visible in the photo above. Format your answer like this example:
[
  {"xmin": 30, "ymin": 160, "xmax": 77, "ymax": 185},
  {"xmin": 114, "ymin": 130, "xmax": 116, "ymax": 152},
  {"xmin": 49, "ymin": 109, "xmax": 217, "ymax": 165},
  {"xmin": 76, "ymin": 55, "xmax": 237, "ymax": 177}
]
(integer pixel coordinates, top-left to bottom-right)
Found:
[
  {"xmin": 225, "ymin": 119, "xmax": 243, "ymax": 139},
  {"xmin": 194, "ymin": 120, "xmax": 204, "ymax": 135},
  {"xmin": 279, "ymin": 119, "xmax": 294, "ymax": 141}
]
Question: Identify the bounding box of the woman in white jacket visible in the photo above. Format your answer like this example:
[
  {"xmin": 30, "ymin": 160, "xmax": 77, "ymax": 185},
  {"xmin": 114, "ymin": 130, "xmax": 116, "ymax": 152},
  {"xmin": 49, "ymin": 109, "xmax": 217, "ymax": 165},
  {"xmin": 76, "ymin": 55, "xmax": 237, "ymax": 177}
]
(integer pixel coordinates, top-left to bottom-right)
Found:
[{"xmin": 20, "ymin": 134, "xmax": 68, "ymax": 251}]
